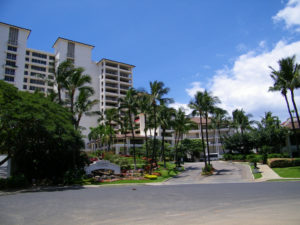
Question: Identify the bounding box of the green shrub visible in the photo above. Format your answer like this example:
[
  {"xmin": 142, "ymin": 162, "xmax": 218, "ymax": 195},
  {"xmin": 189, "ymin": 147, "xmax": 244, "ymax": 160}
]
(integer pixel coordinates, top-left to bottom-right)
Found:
[
  {"xmin": 0, "ymin": 175, "xmax": 29, "ymax": 190},
  {"xmin": 268, "ymin": 153, "xmax": 289, "ymax": 158},
  {"xmin": 268, "ymin": 158, "xmax": 300, "ymax": 168}
]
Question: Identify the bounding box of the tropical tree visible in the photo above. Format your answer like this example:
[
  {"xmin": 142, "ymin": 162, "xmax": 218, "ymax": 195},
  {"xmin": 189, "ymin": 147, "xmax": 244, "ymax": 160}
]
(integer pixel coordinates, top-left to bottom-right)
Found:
[
  {"xmin": 189, "ymin": 91, "xmax": 207, "ymax": 167},
  {"xmin": 54, "ymin": 60, "xmax": 74, "ymax": 104},
  {"xmin": 119, "ymin": 88, "xmax": 138, "ymax": 170},
  {"xmin": 0, "ymin": 81, "xmax": 85, "ymax": 182},
  {"xmin": 232, "ymin": 109, "xmax": 254, "ymax": 135},
  {"xmin": 63, "ymin": 67, "xmax": 93, "ymax": 116},
  {"xmin": 137, "ymin": 91, "xmax": 152, "ymax": 158},
  {"xmin": 74, "ymin": 88, "xmax": 98, "ymax": 130},
  {"xmin": 117, "ymin": 113, "xmax": 130, "ymax": 154},
  {"xmin": 158, "ymin": 105, "xmax": 175, "ymax": 168},
  {"xmin": 211, "ymin": 107, "xmax": 229, "ymax": 154},
  {"xmin": 149, "ymin": 81, "xmax": 172, "ymax": 167},
  {"xmin": 173, "ymin": 108, "xmax": 194, "ymax": 167},
  {"xmin": 269, "ymin": 55, "xmax": 300, "ymax": 151},
  {"xmin": 203, "ymin": 91, "xmax": 221, "ymax": 165}
]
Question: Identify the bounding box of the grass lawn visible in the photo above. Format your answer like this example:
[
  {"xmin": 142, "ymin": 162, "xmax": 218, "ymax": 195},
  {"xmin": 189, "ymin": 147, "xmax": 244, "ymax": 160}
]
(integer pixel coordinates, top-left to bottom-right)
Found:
[
  {"xmin": 272, "ymin": 166, "xmax": 300, "ymax": 178},
  {"xmin": 250, "ymin": 164, "xmax": 262, "ymax": 179}
]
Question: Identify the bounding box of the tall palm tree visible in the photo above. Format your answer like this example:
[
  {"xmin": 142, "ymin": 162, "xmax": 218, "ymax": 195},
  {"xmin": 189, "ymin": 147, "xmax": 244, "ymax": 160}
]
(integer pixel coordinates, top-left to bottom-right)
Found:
[
  {"xmin": 74, "ymin": 88, "xmax": 98, "ymax": 130},
  {"xmin": 137, "ymin": 92, "xmax": 152, "ymax": 159},
  {"xmin": 173, "ymin": 108, "xmax": 194, "ymax": 167},
  {"xmin": 203, "ymin": 91, "xmax": 221, "ymax": 165},
  {"xmin": 189, "ymin": 91, "xmax": 207, "ymax": 167},
  {"xmin": 104, "ymin": 108, "xmax": 119, "ymax": 152},
  {"xmin": 54, "ymin": 60, "xmax": 74, "ymax": 104},
  {"xmin": 270, "ymin": 55, "xmax": 300, "ymax": 128},
  {"xmin": 119, "ymin": 88, "xmax": 138, "ymax": 170},
  {"xmin": 63, "ymin": 67, "xmax": 93, "ymax": 115},
  {"xmin": 211, "ymin": 107, "xmax": 228, "ymax": 154},
  {"xmin": 269, "ymin": 56, "xmax": 300, "ymax": 152},
  {"xmin": 158, "ymin": 105, "xmax": 175, "ymax": 168},
  {"xmin": 117, "ymin": 113, "xmax": 130, "ymax": 155},
  {"xmin": 149, "ymin": 81, "xmax": 172, "ymax": 166},
  {"xmin": 232, "ymin": 109, "xmax": 253, "ymax": 135}
]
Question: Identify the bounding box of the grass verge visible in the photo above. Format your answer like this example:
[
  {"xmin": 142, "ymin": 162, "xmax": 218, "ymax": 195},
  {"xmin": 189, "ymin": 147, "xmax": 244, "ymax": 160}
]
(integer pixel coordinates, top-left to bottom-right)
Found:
[
  {"xmin": 267, "ymin": 179, "xmax": 300, "ymax": 182},
  {"xmin": 272, "ymin": 166, "xmax": 300, "ymax": 178},
  {"xmin": 250, "ymin": 164, "xmax": 262, "ymax": 179}
]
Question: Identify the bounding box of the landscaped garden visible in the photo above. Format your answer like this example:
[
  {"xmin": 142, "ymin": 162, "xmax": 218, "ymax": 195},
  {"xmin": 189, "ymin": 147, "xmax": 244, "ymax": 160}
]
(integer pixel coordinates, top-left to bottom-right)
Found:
[{"xmin": 81, "ymin": 151, "xmax": 182, "ymax": 185}]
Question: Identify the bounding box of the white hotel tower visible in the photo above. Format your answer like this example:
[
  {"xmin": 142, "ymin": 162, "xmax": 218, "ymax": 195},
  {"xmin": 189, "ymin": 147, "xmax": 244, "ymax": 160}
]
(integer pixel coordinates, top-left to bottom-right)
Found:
[{"xmin": 0, "ymin": 22, "xmax": 135, "ymax": 146}]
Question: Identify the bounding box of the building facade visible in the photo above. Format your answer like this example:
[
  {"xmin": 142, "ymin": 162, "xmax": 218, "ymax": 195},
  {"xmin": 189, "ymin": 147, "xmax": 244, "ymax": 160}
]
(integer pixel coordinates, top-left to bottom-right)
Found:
[{"xmin": 0, "ymin": 22, "xmax": 135, "ymax": 145}]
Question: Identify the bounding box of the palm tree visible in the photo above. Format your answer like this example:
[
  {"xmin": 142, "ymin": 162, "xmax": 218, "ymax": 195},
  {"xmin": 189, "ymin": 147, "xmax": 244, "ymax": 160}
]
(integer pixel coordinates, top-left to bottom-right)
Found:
[
  {"xmin": 149, "ymin": 81, "xmax": 172, "ymax": 167},
  {"xmin": 103, "ymin": 108, "xmax": 119, "ymax": 152},
  {"xmin": 74, "ymin": 88, "xmax": 98, "ymax": 130},
  {"xmin": 203, "ymin": 91, "xmax": 221, "ymax": 165},
  {"xmin": 119, "ymin": 88, "xmax": 138, "ymax": 170},
  {"xmin": 53, "ymin": 60, "xmax": 74, "ymax": 104},
  {"xmin": 63, "ymin": 67, "xmax": 93, "ymax": 115},
  {"xmin": 269, "ymin": 56, "xmax": 300, "ymax": 152},
  {"xmin": 173, "ymin": 108, "xmax": 194, "ymax": 167},
  {"xmin": 211, "ymin": 107, "xmax": 228, "ymax": 154},
  {"xmin": 189, "ymin": 91, "xmax": 207, "ymax": 167},
  {"xmin": 137, "ymin": 92, "xmax": 152, "ymax": 159},
  {"xmin": 158, "ymin": 105, "xmax": 175, "ymax": 168},
  {"xmin": 232, "ymin": 109, "xmax": 253, "ymax": 135},
  {"xmin": 117, "ymin": 113, "xmax": 130, "ymax": 155}
]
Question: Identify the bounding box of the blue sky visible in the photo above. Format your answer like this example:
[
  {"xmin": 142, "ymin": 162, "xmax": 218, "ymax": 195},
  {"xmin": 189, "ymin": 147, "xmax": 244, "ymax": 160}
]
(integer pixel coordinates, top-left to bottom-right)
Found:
[{"xmin": 1, "ymin": 0, "xmax": 300, "ymax": 121}]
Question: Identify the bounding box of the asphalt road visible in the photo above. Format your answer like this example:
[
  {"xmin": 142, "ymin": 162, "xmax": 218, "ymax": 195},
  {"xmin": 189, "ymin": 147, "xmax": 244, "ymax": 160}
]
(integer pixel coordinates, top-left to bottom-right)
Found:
[
  {"xmin": 164, "ymin": 161, "xmax": 253, "ymax": 185},
  {"xmin": 1, "ymin": 182, "xmax": 300, "ymax": 225}
]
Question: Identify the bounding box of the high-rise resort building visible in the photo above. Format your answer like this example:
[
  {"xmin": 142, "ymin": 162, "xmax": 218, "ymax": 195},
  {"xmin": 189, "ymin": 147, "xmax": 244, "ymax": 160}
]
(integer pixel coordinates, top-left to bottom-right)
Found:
[{"xmin": 0, "ymin": 22, "xmax": 135, "ymax": 146}]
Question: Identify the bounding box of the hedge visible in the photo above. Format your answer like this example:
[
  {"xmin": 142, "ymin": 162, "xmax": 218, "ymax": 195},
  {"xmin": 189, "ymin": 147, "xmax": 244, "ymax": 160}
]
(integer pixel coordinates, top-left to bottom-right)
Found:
[{"xmin": 268, "ymin": 158, "xmax": 300, "ymax": 168}]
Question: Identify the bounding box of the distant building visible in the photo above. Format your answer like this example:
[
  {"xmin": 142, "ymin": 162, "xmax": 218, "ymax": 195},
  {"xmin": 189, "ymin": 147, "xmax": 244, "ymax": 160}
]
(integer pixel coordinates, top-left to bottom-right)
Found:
[
  {"xmin": 281, "ymin": 117, "xmax": 300, "ymax": 156},
  {"xmin": 0, "ymin": 22, "xmax": 135, "ymax": 146}
]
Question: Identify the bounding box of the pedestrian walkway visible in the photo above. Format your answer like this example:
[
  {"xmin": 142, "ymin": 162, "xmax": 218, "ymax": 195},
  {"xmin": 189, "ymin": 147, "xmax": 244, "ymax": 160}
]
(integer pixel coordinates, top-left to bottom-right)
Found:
[{"xmin": 256, "ymin": 163, "xmax": 280, "ymax": 181}]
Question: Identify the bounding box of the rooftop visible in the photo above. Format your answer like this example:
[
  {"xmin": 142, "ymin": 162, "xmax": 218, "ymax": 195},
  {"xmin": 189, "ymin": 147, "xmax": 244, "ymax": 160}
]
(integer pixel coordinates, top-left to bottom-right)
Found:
[{"xmin": 52, "ymin": 37, "xmax": 95, "ymax": 49}]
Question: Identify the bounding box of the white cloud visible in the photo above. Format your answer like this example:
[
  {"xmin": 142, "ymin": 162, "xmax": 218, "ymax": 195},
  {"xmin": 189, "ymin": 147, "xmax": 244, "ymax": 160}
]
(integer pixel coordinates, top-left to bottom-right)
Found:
[
  {"xmin": 208, "ymin": 40, "xmax": 300, "ymax": 120},
  {"xmin": 185, "ymin": 82, "xmax": 205, "ymax": 98},
  {"xmin": 169, "ymin": 102, "xmax": 192, "ymax": 115},
  {"xmin": 273, "ymin": 0, "xmax": 300, "ymax": 31},
  {"xmin": 259, "ymin": 40, "xmax": 266, "ymax": 48}
]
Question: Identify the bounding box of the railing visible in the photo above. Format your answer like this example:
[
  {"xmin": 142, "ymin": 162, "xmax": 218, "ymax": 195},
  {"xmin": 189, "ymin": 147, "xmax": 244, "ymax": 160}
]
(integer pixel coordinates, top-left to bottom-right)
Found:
[
  {"xmin": 8, "ymin": 40, "xmax": 18, "ymax": 46},
  {"xmin": 106, "ymin": 83, "xmax": 118, "ymax": 88}
]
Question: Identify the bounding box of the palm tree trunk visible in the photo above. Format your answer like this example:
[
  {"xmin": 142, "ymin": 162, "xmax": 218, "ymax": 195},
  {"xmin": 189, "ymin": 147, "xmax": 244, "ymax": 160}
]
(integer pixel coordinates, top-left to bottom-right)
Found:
[
  {"xmin": 205, "ymin": 113, "xmax": 211, "ymax": 165},
  {"xmin": 128, "ymin": 110, "xmax": 136, "ymax": 170},
  {"xmin": 199, "ymin": 113, "xmax": 207, "ymax": 168},
  {"xmin": 151, "ymin": 104, "xmax": 157, "ymax": 172},
  {"xmin": 284, "ymin": 93, "xmax": 299, "ymax": 152},
  {"xmin": 290, "ymin": 90, "xmax": 300, "ymax": 128},
  {"xmin": 144, "ymin": 114, "xmax": 149, "ymax": 159},
  {"xmin": 218, "ymin": 126, "xmax": 225, "ymax": 154},
  {"xmin": 161, "ymin": 128, "xmax": 166, "ymax": 168}
]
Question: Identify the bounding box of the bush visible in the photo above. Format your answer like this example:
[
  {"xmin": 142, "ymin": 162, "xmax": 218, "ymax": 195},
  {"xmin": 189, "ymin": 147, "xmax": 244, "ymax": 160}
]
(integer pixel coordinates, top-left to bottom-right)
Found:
[
  {"xmin": 268, "ymin": 158, "xmax": 300, "ymax": 168},
  {"xmin": 268, "ymin": 153, "xmax": 289, "ymax": 158},
  {"xmin": 0, "ymin": 175, "xmax": 29, "ymax": 190}
]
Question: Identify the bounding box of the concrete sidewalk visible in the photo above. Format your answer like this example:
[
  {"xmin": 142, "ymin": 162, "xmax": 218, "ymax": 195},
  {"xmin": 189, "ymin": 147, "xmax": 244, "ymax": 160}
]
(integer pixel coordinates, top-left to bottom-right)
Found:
[{"xmin": 256, "ymin": 163, "xmax": 280, "ymax": 181}]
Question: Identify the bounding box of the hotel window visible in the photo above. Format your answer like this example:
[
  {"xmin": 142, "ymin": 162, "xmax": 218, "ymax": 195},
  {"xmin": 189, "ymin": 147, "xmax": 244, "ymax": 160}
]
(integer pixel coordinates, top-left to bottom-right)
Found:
[
  {"xmin": 31, "ymin": 65, "xmax": 46, "ymax": 72},
  {"xmin": 26, "ymin": 51, "xmax": 30, "ymax": 55},
  {"xmin": 6, "ymin": 60, "xmax": 16, "ymax": 67},
  {"xmin": 32, "ymin": 52, "xmax": 47, "ymax": 59},
  {"xmin": 67, "ymin": 42, "xmax": 75, "ymax": 58},
  {"xmin": 5, "ymin": 68, "xmax": 15, "ymax": 75},
  {"xmin": 24, "ymin": 78, "xmax": 27, "ymax": 82},
  {"xmin": 24, "ymin": 71, "xmax": 28, "ymax": 75},
  {"xmin": 23, "ymin": 85, "xmax": 27, "ymax": 89},
  {"xmin": 49, "ymin": 56, "xmax": 55, "ymax": 60},
  {"xmin": 32, "ymin": 58, "xmax": 46, "ymax": 65},
  {"xmin": 7, "ymin": 45, "xmax": 17, "ymax": 52},
  {"xmin": 8, "ymin": 27, "xmax": 19, "ymax": 46},
  {"xmin": 4, "ymin": 76, "xmax": 14, "ymax": 82},
  {"xmin": 25, "ymin": 64, "xmax": 29, "ymax": 69},
  {"xmin": 26, "ymin": 57, "xmax": 29, "ymax": 61},
  {"xmin": 7, "ymin": 53, "xmax": 16, "ymax": 60}
]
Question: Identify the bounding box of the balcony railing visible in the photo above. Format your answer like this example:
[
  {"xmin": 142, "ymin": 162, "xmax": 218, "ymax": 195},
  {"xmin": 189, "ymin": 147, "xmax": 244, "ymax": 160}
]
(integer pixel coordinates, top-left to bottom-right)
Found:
[{"xmin": 8, "ymin": 40, "xmax": 18, "ymax": 46}]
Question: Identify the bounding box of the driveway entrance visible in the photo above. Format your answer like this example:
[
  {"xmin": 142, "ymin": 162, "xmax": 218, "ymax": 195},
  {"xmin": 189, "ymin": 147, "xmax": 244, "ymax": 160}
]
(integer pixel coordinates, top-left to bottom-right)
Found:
[{"xmin": 163, "ymin": 161, "xmax": 253, "ymax": 185}]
